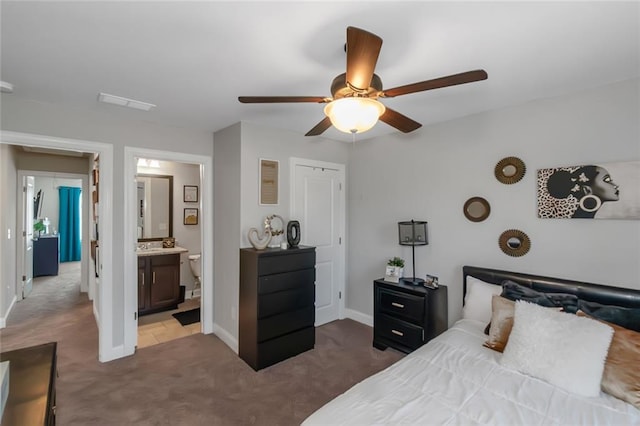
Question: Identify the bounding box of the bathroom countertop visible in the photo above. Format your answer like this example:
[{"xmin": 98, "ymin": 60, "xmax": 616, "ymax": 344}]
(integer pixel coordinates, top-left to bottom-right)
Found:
[{"xmin": 136, "ymin": 246, "xmax": 188, "ymax": 257}]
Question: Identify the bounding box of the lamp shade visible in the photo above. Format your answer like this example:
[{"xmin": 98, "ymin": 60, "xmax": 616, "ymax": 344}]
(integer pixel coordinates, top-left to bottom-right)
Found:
[
  {"xmin": 324, "ymin": 97, "xmax": 385, "ymax": 134},
  {"xmin": 398, "ymin": 220, "xmax": 428, "ymax": 246}
]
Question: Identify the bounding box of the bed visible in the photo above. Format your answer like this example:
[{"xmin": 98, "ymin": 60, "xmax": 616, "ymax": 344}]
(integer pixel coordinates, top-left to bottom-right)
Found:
[{"xmin": 303, "ymin": 266, "xmax": 640, "ymax": 425}]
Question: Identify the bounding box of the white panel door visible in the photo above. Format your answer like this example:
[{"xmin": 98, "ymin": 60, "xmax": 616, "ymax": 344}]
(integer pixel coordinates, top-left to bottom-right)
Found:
[
  {"xmin": 292, "ymin": 162, "xmax": 344, "ymax": 326},
  {"xmin": 22, "ymin": 176, "xmax": 35, "ymax": 299}
]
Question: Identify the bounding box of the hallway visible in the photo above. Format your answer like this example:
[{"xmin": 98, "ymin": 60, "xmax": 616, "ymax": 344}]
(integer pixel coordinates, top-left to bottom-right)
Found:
[{"xmin": 0, "ymin": 261, "xmax": 96, "ymax": 354}]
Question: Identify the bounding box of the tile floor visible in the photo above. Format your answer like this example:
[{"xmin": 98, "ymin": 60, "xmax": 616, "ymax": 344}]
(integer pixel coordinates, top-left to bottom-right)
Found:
[{"xmin": 137, "ymin": 298, "xmax": 201, "ymax": 349}]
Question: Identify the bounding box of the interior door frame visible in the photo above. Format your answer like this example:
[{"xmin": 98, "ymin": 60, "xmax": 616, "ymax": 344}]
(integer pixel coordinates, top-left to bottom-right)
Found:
[
  {"xmin": 16, "ymin": 174, "xmax": 34, "ymax": 301},
  {"xmin": 289, "ymin": 157, "xmax": 346, "ymax": 322},
  {"xmin": 16, "ymin": 170, "xmax": 90, "ymax": 296},
  {"xmin": 123, "ymin": 146, "xmax": 214, "ymax": 354},
  {"xmin": 1, "ymin": 130, "xmax": 115, "ymax": 362}
]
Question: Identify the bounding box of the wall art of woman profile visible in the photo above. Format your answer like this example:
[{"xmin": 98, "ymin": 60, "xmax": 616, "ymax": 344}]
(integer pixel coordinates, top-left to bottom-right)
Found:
[{"xmin": 537, "ymin": 161, "xmax": 640, "ymax": 220}]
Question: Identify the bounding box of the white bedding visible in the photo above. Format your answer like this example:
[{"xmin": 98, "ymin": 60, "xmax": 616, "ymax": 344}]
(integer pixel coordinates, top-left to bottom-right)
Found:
[{"xmin": 303, "ymin": 319, "xmax": 640, "ymax": 425}]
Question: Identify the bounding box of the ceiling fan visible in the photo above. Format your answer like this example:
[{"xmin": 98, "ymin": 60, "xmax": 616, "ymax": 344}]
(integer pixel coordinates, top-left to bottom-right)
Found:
[{"xmin": 238, "ymin": 26, "xmax": 488, "ymax": 136}]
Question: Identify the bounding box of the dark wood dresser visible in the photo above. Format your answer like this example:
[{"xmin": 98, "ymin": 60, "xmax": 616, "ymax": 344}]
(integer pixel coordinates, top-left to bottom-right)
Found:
[
  {"xmin": 33, "ymin": 236, "xmax": 59, "ymax": 277},
  {"xmin": 239, "ymin": 246, "xmax": 316, "ymax": 370},
  {"xmin": 373, "ymin": 279, "xmax": 448, "ymax": 354},
  {"xmin": 0, "ymin": 342, "xmax": 57, "ymax": 425}
]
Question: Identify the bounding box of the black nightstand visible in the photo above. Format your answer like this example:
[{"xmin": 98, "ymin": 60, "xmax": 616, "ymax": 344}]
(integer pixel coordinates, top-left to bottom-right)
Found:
[{"xmin": 373, "ymin": 279, "xmax": 448, "ymax": 354}]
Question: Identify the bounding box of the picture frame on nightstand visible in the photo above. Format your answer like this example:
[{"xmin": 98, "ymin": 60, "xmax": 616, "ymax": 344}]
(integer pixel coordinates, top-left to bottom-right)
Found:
[{"xmin": 425, "ymin": 274, "xmax": 439, "ymax": 289}]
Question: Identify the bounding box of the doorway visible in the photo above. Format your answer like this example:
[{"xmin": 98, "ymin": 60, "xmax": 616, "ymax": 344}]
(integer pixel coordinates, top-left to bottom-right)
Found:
[
  {"xmin": 123, "ymin": 146, "xmax": 213, "ymax": 355},
  {"xmin": 290, "ymin": 157, "xmax": 346, "ymax": 326},
  {"xmin": 1, "ymin": 130, "xmax": 116, "ymax": 362},
  {"xmin": 17, "ymin": 171, "xmax": 89, "ymax": 301}
]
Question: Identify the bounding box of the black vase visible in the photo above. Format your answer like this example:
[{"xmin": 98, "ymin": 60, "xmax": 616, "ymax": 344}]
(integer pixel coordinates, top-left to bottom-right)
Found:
[{"xmin": 286, "ymin": 220, "xmax": 301, "ymax": 248}]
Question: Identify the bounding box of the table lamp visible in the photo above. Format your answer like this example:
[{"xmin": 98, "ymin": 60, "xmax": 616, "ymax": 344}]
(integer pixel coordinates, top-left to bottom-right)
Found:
[{"xmin": 398, "ymin": 220, "xmax": 428, "ymax": 285}]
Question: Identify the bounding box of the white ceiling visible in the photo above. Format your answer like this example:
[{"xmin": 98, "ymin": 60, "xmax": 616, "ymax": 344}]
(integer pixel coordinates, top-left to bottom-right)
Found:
[{"xmin": 1, "ymin": 1, "xmax": 638, "ymax": 143}]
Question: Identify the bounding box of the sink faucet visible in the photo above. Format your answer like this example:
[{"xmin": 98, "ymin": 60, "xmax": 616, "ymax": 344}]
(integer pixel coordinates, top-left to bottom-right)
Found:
[{"xmin": 138, "ymin": 243, "xmax": 147, "ymax": 250}]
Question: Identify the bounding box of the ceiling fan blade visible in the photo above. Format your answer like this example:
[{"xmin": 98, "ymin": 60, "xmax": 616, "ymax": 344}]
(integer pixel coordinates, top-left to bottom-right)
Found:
[
  {"xmin": 346, "ymin": 26, "xmax": 383, "ymax": 92},
  {"xmin": 381, "ymin": 70, "xmax": 488, "ymax": 98},
  {"xmin": 238, "ymin": 96, "xmax": 328, "ymax": 103},
  {"xmin": 379, "ymin": 107, "xmax": 422, "ymax": 133},
  {"xmin": 305, "ymin": 117, "xmax": 333, "ymax": 136}
]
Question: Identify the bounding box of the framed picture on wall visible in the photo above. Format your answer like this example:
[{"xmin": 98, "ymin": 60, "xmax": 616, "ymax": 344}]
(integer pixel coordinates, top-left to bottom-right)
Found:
[
  {"xmin": 184, "ymin": 208, "xmax": 198, "ymax": 225},
  {"xmin": 259, "ymin": 158, "xmax": 279, "ymax": 205},
  {"xmin": 183, "ymin": 185, "xmax": 198, "ymax": 203}
]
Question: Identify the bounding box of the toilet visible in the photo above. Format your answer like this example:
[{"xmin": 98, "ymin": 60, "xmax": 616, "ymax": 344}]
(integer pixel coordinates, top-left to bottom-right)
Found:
[{"xmin": 188, "ymin": 253, "xmax": 201, "ymax": 290}]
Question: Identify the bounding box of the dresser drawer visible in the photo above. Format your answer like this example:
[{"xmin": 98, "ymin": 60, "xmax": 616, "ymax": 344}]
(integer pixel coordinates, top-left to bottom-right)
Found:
[
  {"xmin": 379, "ymin": 288, "xmax": 424, "ymax": 323},
  {"xmin": 256, "ymin": 327, "xmax": 315, "ymax": 369},
  {"xmin": 375, "ymin": 313, "xmax": 424, "ymax": 350},
  {"xmin": 258, "ymin": 251, "xmax": 316, "ymax": 275},
  {"xmin": 258, "ymin": 269, "xmax": 315, "ymax": 294},
  {"xmin": 258, "ymin": 285, "xmax": 314, "ymax": 318},
  {"xmin": 257, "ymin": 306, "xmax": 314, "ymax": 342}
]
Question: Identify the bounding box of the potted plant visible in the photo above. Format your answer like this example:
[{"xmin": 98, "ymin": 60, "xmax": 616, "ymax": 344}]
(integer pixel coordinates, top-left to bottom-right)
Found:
[
  {"xmin": 385, "ymin": 257, "xmax": 405, "ymax": 283},
  {"xmin": 33, "ymin": 220, "xmax": 45, "ymax": 239}
]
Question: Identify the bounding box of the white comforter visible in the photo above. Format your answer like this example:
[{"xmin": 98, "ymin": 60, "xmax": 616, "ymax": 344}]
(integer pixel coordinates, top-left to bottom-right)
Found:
[{"xmin": 303, "ymin": 319, "xmax": 640, "ymax": 425}]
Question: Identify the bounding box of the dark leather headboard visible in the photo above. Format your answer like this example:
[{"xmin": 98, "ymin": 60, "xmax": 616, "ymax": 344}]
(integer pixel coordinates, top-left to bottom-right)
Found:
[{"xmin": 463, "ymin": 265, "xmax": 640, "ymax": 309}]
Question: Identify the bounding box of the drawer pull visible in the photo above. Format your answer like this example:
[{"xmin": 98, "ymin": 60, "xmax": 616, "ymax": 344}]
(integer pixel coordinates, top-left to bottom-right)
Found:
[
  {"xmin": 391, "ymin": 302, "xmax": 404, "ymax": 309},
  {"xmin": 391, "ymin": 329, "xmax": 404, "ymax": 337}
]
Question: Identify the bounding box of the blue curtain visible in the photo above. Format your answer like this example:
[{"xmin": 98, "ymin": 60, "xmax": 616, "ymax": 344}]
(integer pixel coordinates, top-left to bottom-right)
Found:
[{"xmin": 59, "ymin": 186, "xmax": 82, "ymax": 262}]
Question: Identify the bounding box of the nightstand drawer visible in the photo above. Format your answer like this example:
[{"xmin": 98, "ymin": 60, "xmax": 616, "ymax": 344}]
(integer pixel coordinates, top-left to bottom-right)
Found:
[
  {"xmin": 379, "ymin": 288, "xmax": 424, "ymax": 323},
  {"xmin": 375, "ymin": 314, "xmax": 424, "ymax": 349}
]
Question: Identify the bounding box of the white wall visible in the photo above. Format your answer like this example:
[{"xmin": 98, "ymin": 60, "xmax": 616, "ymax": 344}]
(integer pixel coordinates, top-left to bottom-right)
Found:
[
  {"xmin": 137, "ymin": 160, "xmax": 202, "ymax": 293},
  {"xmin": 347, "ymin": 78, "xmax": 640, "ymax": 324},
  {"xmin": 213, "ymin": 123, "xmax": 242, "ymax": 346},
  {"xmin": 0, "ymin": 145, "xmax": 19, "ymax": 325},
  {"xmin": 1, "ymin": 96, "xmax": 214, "ymax": 352},
  {"xmin": 33, "ymin": 176, "xmax": 82, "ymax": 234}
]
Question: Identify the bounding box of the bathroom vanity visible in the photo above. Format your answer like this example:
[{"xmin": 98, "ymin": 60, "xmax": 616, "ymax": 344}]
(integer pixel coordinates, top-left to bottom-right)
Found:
[{"xmin": 137, "ymin": 247, "xmax": 187, "ymax": 316}]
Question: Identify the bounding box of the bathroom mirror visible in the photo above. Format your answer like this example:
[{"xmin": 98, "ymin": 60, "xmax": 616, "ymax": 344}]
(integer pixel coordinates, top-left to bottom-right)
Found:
[
  {"xmin": 498, "ymin": 229, "xmax": 531, "ymax": 257},
  {"xmin": 463, "ymin": 197, "xmax": 491, "ymax": 222},
  {"xmin": 495, "ymin": 157, "xmax": 526, "ymax": 185},
  {"xmin": 136, "ymin": 174, "xmax": 173, "ymax": 241}
]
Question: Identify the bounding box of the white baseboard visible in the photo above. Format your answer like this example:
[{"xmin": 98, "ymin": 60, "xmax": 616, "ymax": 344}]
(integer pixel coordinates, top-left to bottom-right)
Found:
[
  {"xmin": 93, "ymin": 300, "xmax": 100, "ymax": 325},
  {"xmin": 212, "ymin": 322, "xmax": 238, "ymax": 354},
  {"xmin": 344, "ymin": 308, "xmax": 373, "ymax": 327},
  {"xmin": 99, "ymin": 344, "xmax": 126, "ymax": 363},
  {"xmin": 0, "ymin": 295, "xmax": 17, "ymax": 328}
]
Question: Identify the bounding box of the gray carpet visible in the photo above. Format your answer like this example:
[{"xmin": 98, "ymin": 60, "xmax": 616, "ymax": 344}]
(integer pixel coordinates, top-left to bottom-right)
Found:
[{"xmin": 0, "ymin": 263, "xmax": 404, "ymax": 425}]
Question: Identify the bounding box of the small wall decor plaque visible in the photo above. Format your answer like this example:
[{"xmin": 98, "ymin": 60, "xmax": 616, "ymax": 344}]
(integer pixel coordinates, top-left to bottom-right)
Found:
[
  {"xmin": 259, "ymin": 159, "xmax": 279, "ymax": 205},
  {"xmin": 183, "ymin": 208, "xmax": 198, "ymax": 225},
  {"xmin": 183, "ymin": 185, "xmax": 198, "ymax": 203}
]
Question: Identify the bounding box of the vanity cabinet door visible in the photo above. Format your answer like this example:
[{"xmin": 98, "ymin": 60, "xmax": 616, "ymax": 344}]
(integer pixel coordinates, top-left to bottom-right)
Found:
[
  {"xmin": 149, "ymin": 255, "xmax": 180, "ymax": 310},
  {"xmin": 138, "ymin": 258, "xmax": 148, "ymax": 312}
]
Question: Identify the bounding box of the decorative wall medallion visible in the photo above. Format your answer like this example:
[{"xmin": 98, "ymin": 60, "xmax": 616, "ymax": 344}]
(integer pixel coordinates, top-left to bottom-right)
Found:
[
  {"xmin": 463, "ymin": 197, "xmax": 491, "ymax": 222},
  {"xmin": 286, "ymin": 220, "xmax": 301, "ymax": 247},
  {"xmin": 498, "ymin": 229, "xmax": 531, "ymax": 257},
  {"xmin": 495, "ymin": 157, "xmax": 526, "ymax": 185}
]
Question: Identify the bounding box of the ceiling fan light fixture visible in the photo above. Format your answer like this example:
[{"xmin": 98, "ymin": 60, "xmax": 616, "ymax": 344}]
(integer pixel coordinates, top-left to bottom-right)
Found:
[{"xmin": 324, "ymin": 97, "xmax": 385, "ymax": 134}]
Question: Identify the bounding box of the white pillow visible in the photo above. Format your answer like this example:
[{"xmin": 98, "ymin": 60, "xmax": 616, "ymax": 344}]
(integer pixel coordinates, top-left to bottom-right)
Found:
[
  {"xmin": 500, "ymin": 301, "xmax": 614, "ymax": 397},
  {"xmin": 462, "ymin": 276, "xmax": 502, "ymax": 323}
]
